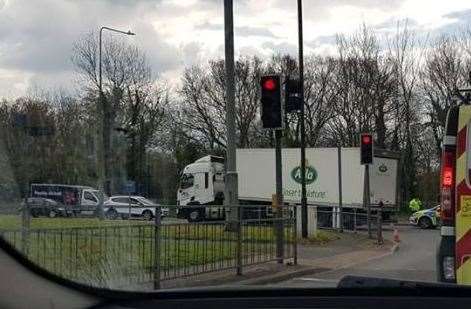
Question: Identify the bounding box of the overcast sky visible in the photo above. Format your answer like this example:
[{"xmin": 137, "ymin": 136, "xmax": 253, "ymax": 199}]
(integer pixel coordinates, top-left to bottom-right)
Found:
[{"xmin": 1, "ymin": 0, "xmax": 471, "ymax": 98}]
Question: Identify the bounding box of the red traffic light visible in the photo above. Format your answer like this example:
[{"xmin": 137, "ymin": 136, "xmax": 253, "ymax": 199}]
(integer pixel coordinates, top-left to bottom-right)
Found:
[
  {"xmin": 361, "ymin": 134, "xmax": 372, "ymax": 145},
  {"xmin": 262, "ymin": 78, "xmax": 277, "ymax": 91}
]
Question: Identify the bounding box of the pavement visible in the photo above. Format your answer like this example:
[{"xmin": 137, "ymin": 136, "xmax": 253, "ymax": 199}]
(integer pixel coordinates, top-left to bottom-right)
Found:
[
  {"xmin": 269, "ymin": 224, "xmax": 439, "ymax": 288},
  {"xmin": 155, "ymin": 228, "xmax": 400, "ymax": 290}
]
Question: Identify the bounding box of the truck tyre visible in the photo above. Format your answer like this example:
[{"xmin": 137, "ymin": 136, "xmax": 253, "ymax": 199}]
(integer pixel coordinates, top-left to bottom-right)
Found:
[
  {"xmin": 188, "ymin": 208, "xmax": 203, "ymax": 222},
  {"xmin": 106, "ymin": 209, "xmax": 118, "ymax": 220},
  {"xmin": 142, "ymin": 210, "xmax": 153, "ymax": 221},
  {"xmin": 418, "ymin": 216, "xmax": 432, "ymax": 229}
]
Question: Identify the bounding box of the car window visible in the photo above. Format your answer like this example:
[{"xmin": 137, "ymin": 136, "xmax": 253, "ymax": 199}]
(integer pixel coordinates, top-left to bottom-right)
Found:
[
  {"xmin": 83, "ymin": 191, "xmax": 97, "ymax": 203},
  {"xmin": 112, "ymin": 197, "xmax": 129, "ymax": 204},
  {"xmin": 129, "ymin": 198, "xmax": 141, "ymax": 206},
  {"xmin": 135, "ymin": 197, "xmax": 154, "ymax": 206}
]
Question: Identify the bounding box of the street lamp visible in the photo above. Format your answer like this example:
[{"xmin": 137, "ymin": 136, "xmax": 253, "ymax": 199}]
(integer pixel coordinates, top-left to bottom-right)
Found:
[
  {"xmin": 99, "ymin": 27, "xmax": 135, "ymax": 94},
  {"xmin": 97, "ymin": 26, "xmax": 135, "ymax": 220}
]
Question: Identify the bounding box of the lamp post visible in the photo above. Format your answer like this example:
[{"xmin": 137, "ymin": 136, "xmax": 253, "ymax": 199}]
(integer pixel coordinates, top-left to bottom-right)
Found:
[{"xmin": 97, "ymin": 26, "xmax": 135, "ymax": 220}]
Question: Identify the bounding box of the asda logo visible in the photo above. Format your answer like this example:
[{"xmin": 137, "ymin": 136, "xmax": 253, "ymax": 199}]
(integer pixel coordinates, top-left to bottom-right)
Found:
[
  {"xmin": 291, "ymin": 165, "xmax": 317, "ymax": 185},
  {"xmin": 379, "ymin": 164, "xmax": 388, "ymax": 173}
]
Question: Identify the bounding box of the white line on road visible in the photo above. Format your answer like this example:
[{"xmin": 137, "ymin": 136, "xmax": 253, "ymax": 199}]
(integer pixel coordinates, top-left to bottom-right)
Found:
[{"xmin": 295, "ymin": 278, "xmax": 338, "ymax": 283}]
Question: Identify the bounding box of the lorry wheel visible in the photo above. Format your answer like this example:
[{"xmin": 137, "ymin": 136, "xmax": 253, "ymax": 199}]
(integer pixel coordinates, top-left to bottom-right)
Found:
[
  {"xmin": 188, "ymin": 209, "xmax": 202, "ymax": 222},
  {"xmin": 142, "ymin": 210, "xmax": 153, "ymax": 221},
  {"xmin": 418, "ymin": 217, "xmax": 432, "ymax": 229},
  {"xmin": 106, "ymin": 209, "xmax": 118, "ymax": 220}
]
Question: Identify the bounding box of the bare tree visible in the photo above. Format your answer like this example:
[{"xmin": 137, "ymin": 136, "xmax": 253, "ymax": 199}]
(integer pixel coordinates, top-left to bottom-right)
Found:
[
  {"xmin": 323, "ymin": 25, "xmax": 395, "ymax": 147},
  {"xmin": 179, "ymin": 56, "xmax": 266, "ymax": 151},
  {"xmin": 421, "ymin": 34, "xmax": 469, "ymax": 156},
  {"xmin": 72, "ymin": 32, "xmax": 166, "ymax": 194}
]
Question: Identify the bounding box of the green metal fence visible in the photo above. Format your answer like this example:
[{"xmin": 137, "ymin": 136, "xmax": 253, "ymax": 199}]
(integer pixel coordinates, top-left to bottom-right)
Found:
[{"xmin": 0, "ymin": 205, "xmax": 295, "ymax": 290}]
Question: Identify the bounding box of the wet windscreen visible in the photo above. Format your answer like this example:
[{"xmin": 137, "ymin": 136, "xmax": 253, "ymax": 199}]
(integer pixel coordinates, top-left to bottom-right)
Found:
[{"xmin": 0, "ymin": 0, "xmax": 467, "ymax": 293}]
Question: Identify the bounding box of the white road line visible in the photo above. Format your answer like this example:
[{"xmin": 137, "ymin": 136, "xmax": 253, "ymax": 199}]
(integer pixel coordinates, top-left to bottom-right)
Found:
[{"xmin": 295, "ymin": 278, "xmax": 338, "ymax": 283}]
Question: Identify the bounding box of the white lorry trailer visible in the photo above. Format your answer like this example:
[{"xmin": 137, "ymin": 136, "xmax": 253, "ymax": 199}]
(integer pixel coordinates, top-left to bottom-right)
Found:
[{"xmin": 176, "ymin": 148, "xmax": 399, "ymax": 223}]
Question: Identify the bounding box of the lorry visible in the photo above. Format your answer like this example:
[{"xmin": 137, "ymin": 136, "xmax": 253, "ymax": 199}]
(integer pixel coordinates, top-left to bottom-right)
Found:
[
  {"xmin": 176, "ymin": 148, "xmax": 399, "ymax": 223},
  {"xmin": 28, "ymin": 184, "xmax": 103, "ymax": 217}
]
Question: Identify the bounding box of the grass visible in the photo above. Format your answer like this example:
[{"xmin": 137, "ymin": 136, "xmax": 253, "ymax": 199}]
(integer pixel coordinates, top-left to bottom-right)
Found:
[
  {"xmin": 0, "ymin": 215, "xmax": 140, "ymax": 230},
  {"xmin": 0, "ymin": 215, "xmax": 293, "ymax": 289}
]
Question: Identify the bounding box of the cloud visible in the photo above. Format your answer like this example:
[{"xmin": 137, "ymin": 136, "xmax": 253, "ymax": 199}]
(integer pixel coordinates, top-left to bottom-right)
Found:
[
  {"xmin": 0, "ymin": 0, "xmax": 182, "ymax": 96},
  {"xmin": 1, "ymin": 0, "xmax": 471, "ymax": 98},
  {"xmin": 307, "ymin": 35, "xmax": 338, "ymax": 49},
  {"xmin": 195, "ymin": 22, "xmax": 280, "ymax": 38},
  {"xmin": 261, "ymin": 41, "xmax": 297, "ymax": 56},
  {"xmin": 444, "ymin": 8, "xmax": 471, "ymax": 20}
]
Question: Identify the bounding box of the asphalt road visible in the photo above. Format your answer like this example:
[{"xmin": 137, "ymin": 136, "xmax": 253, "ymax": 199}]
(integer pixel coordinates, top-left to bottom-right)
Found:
[{"xmin": 273, "ymin": 225, "xmax": 441, "ymax": 288}]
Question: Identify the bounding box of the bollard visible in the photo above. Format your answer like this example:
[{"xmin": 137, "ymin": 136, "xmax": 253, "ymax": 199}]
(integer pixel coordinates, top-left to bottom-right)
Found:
[
  {"xmin": 377, "ymin": 203, "xmax": 383, "ymax": 245},
  {"xmin": 353, "ymin": 208, "xmax": 357, "ymax": 233}
]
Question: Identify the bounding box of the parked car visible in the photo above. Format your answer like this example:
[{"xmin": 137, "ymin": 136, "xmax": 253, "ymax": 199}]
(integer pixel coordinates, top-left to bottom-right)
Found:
[
  {"xmin": 409, "ymin": 205, "xmax": 440, "ymax": 229},
  {"xmin": 21, "ymin": 197, "xmax": 63, "ymax": 218},
  {"xmin": 104, "ymin": 196, "xmax": 169, "ymax": 220}
]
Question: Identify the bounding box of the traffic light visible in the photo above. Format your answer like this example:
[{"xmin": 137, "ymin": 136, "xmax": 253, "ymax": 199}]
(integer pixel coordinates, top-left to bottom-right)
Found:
[
  {"xmin": 260, "ymin": 75, "xmax": 282, "ymax": 129},
  {"xmin": 360, "ymin": 133, "xmax": 373, "ymax": 165},
  {"xmin": 285, "ymin": 78, "xmax": 302, "ymax": 113}
]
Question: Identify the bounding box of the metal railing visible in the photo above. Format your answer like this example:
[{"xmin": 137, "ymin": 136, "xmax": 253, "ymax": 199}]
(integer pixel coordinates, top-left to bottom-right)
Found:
[
  {"xmin": 316, "ymin": 206, "xmax": 383, "ymax": 242},
  {"xmin": 0, "ymin": 205, "xmax": 295, "ymax": 290}
]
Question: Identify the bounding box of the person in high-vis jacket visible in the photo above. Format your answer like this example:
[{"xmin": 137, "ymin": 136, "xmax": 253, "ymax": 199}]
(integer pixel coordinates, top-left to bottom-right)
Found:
[{"xmin": 409, "ymin": 198, "xmax": 422, "ymax": 212}]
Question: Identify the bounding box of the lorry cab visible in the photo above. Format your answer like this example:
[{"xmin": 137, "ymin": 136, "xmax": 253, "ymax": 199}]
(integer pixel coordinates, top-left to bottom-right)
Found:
[
  {"xmin": 177, "ymin": 156, "xmax": 225, "ymax": 221},
  {"xmin": 177, "ymin": 155, "xmax": 225, "ymax": 206},
  {"xmin": 437, "ymin": 103, "xmax": 471, "ymax": 284}
]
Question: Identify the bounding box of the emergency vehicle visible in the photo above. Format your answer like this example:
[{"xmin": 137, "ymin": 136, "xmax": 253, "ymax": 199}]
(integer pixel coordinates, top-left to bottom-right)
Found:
[
  {"xmin": 437, "ymin": 101, "xmax": 471, "ymax": 284},
  {"xmin": 409, "ymin": 205, "xmax": 440, "ymax": 229}
]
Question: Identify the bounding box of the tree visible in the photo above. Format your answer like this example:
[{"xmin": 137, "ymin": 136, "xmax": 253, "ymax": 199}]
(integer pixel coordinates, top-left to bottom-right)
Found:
[
  {"xmin": 72, "ymin": 32, "xmax": 167, "ymax": 194},
  {"xmin": 179, "ymin": 56, "xmax": 267, "ymax": 151}
]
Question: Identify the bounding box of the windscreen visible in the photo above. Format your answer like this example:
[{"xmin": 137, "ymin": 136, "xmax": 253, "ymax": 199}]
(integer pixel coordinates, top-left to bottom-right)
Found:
[
  {"xmin": 180, "ymin": 174, "xmax": 194, "ymax": 190},
  {"xmin": 0, "ymin": 0, "xmax": 465, "ymax": 295}
]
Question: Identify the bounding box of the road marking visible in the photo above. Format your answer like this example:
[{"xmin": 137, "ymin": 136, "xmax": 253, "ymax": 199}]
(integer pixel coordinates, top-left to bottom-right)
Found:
[{"xmin": 295, "ymin": 278, "xmax": 338, "ymax": 283}]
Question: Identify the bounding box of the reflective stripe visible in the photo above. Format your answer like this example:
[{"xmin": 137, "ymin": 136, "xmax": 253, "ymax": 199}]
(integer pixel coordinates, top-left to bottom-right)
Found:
[
  {"xmin": 441, "ymin": 226, "xmax": 455, "ymax": 236},
  {"xmin": 444, "ymin": 135, "xmax": 457, "ymax": 146}
]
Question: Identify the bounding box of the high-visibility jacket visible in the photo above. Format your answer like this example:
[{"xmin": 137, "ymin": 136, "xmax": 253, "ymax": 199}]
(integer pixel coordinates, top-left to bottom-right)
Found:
[{"xmin": 409, "ymin": 198, "xmax": 421, "ymax": 212}]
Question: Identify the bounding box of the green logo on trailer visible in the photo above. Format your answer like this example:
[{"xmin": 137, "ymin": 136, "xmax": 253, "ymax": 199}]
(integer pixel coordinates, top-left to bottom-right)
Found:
[
  {"xmin": 379, "ymin": 164, "xmax": 388, "ymax": 173},
  {"xmin": 291, "ymin": 164, "xmax": 317, "ymax": 185}
]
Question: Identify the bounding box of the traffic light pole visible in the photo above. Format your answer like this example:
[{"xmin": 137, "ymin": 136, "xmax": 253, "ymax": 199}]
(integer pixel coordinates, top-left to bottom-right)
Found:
[
  {"xmin": 364, "ymin": 164, "xmax": 372, "ymax": 239},
  {"xmin": 297, "ymin": 0, "xmax": 308, "ymax": 238},
  {"xmin": 224, "ymin": 0, "xmax": 241, "ymax": 274},
  {"xmin": 275, "ymin": 129, "xmax": 284, "ymax": 264}
]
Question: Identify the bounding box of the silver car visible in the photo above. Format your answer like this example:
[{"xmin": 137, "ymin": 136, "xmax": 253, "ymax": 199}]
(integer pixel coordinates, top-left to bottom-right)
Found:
[{"xmin": 104, "ymin": 196, "xmax": 169, "ymax": 220}]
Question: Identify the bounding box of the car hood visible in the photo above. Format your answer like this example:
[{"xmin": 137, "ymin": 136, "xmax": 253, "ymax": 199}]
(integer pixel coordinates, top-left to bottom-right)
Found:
[{"xmin": 412, "ymin": 209, "xmax": 435, "ymax": 217}]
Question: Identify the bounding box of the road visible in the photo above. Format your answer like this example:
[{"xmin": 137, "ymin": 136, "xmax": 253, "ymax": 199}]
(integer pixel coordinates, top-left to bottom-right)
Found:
[{"xmin": 273, "ymin": 225, "xmax": 440, "ymax": 288}]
